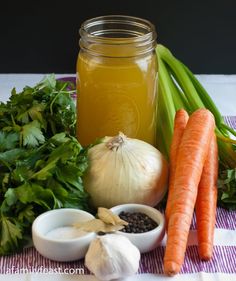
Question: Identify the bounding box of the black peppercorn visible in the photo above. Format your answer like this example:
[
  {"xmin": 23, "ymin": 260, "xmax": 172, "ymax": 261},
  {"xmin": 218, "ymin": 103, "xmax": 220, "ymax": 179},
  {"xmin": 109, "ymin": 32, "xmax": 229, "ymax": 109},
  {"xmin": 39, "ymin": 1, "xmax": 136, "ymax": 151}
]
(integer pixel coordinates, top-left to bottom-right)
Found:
[{"xmin": 119, "ymin": 211, "xmax": 158, "ymax": 233}]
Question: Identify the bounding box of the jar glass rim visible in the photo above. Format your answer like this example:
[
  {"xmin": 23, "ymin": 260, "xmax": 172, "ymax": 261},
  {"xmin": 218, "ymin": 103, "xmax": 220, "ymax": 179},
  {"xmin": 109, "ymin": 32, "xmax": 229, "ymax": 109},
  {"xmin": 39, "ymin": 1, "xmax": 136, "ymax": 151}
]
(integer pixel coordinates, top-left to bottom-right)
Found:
[{"xmin": 79, "ymin": 15, "xmax": 157, "ymax": 45}]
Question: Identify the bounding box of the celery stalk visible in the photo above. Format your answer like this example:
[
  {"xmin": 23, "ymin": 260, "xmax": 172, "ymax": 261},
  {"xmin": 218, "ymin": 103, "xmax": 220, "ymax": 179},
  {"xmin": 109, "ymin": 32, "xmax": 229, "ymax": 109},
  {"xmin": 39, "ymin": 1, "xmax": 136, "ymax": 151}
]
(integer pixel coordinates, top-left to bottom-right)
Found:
[
  {"xmin": 156, "ymin": 44, "xmax": 236, "ymax": 168},
  {"xmin": 157, "ymin": 45, "xmax": 204, "ymax": 110},
  {"xmin": 182, "ymin": 62, "xmax": 224, "ymax": 129},
  {"xmin": 156, "ymin": 57, "xmax": 176, "ymax": 158},
  {"xmin": 165, "ymin": 64, "xmax": 191, "ymax": 111},
  {"xmin": 221, "ymin": 123, "xmax": 236, "ymax": 138},
  {"xmin": 156, "ymin": 81, "xmax": 171, "ymax": 158}
]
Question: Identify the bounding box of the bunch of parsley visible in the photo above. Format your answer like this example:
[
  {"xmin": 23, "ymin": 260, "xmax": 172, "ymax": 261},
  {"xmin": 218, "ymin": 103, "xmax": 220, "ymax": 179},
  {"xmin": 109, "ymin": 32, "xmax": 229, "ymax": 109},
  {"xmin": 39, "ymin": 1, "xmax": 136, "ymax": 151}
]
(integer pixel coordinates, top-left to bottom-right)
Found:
[
  {"xmin": 218, "ymin": 167, "xmax": 236, "ymax": 210},
  {"xmin": 0, "ymin": 75, "xmax": 90, "ymax": 255}
]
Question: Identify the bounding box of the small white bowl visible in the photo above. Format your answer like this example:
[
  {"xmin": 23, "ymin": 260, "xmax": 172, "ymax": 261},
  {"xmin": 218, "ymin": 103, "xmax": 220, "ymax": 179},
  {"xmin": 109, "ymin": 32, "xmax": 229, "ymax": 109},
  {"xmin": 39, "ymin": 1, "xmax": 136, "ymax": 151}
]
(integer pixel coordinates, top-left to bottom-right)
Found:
[
  {"xmin": 32, "ymin": 208, "xmax": 96, "ymax": 262},
  {"xmin": 110, "ymin": 204, "xmax": 165, "ymax": 253}
]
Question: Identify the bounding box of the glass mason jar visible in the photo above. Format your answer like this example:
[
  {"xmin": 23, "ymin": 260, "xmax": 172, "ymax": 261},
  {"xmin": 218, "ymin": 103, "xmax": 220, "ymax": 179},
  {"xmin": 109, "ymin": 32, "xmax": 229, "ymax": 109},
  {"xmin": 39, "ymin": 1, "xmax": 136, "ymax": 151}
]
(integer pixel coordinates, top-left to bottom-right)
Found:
[{"xmin": 76, "ymin": 15, "xmax": 157, "ymax": 146}]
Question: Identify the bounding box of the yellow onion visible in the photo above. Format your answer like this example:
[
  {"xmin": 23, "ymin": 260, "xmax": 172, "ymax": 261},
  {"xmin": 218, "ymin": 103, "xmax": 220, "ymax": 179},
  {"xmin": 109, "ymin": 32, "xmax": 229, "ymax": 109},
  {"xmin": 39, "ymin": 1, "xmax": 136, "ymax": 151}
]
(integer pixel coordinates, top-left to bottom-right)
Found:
[{"xmin": 84, "ymin": 133, "xmax": 168, "ymax": 208}]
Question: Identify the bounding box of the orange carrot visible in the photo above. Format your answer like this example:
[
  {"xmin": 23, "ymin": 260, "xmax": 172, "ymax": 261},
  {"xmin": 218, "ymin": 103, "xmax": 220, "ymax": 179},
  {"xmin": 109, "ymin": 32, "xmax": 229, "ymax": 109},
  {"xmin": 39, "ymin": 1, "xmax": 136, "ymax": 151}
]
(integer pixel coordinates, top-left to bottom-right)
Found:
[
  {"xmin": 195, "ymin": 133, "xmax": 218, "ymax": 260},
  {"xmin": 164, "ymin": 108, "xmax": 215, "ymax": 276},
  {"xmin": 165, "ymin": 109, "xmax": 189, "ymax": 230}
]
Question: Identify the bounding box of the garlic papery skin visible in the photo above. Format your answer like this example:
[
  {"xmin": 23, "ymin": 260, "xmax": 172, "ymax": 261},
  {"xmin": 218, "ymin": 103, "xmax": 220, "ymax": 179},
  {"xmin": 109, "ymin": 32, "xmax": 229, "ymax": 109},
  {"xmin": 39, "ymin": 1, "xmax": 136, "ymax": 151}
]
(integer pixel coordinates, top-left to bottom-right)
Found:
[
  {"xmin": 85, "ymin": 234, "xmax": 140, "ymax": 281},
  {"xmin": 84, "ymin": 132, "xmax": 168, "ymax": 208}
]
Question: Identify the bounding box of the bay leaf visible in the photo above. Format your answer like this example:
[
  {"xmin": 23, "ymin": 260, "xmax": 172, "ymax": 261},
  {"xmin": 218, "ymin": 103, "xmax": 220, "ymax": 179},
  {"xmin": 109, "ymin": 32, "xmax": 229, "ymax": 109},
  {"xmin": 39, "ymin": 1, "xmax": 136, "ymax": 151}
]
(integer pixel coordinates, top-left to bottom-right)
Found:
[
  {"xmin": 97, "ymin": 207, "xmax": 128, "ymax": 226},
  {"xmin": 73, "ymin": 218, "xmax": 125, "ymax": 233}
]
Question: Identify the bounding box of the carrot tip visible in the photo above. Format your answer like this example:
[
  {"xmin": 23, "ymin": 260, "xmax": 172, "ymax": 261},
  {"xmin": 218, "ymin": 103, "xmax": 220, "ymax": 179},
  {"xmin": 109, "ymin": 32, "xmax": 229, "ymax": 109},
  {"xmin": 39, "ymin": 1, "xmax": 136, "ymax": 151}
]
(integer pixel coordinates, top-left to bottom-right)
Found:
[
  {"xmin": 199, "ymin": 245, "xmax": 213, "ymax": 261},
  {"xmin": 164, "ymin": 261, "xmax": 181, "ymax": 276}
]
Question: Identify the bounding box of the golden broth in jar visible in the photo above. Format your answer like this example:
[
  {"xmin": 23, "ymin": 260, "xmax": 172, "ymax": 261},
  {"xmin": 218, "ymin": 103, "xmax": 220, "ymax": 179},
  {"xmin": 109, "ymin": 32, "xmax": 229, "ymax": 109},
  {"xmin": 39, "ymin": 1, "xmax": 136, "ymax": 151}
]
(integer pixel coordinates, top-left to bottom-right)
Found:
[{"xmin": 77, "ymin": 16, "xmax": 157, "ymax": 146}]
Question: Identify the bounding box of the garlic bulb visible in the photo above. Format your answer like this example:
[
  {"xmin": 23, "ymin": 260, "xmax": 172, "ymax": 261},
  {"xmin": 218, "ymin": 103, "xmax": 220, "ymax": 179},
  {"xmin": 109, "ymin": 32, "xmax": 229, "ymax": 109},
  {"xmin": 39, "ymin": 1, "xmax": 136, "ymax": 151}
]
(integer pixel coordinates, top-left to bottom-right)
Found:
[
  {"xmin": 85, "ymin": 234, "xmax": 140, "ymax": 281},
  {"xmin": 84, "ymin": 132, "xmax": 168, "ymax": 208}
]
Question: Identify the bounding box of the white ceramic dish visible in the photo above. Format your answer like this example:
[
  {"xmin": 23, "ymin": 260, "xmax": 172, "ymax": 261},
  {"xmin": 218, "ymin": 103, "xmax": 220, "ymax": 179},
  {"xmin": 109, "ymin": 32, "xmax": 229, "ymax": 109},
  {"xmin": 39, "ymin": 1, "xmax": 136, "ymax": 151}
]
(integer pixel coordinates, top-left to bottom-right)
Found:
[
  {"xmin": 32, "ymin": 208, "xmax": 96, "ymax": 262},
  {"xmin": 110, "ymin": 203, "xmax": 165, "ymax": 253}
]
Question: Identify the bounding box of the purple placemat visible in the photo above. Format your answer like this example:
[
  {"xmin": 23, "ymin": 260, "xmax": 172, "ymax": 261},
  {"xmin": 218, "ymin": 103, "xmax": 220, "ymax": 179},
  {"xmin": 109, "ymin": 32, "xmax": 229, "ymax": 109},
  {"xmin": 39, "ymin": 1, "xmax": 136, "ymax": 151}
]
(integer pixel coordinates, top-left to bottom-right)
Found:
[{"xmin": 0, "ymin": 83, "xmax": 236, "ymax": 275}]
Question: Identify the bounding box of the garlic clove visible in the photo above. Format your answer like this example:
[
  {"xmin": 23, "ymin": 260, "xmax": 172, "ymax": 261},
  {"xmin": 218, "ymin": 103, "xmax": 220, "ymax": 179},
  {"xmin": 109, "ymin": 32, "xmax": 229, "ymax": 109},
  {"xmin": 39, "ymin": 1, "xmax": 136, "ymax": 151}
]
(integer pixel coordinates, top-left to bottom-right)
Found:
[{"xmin": 85, "ymin": 234, "xmax": 140, "ymax": 281}]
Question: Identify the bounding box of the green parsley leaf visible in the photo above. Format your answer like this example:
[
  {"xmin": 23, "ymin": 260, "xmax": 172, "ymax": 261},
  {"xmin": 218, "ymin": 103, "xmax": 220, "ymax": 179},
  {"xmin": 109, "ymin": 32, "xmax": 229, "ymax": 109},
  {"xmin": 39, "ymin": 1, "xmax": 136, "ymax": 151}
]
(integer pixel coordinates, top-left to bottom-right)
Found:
[
  {"xmin": 41, "ymin": 74, "xmax": 57, "ymax": 89},
  {"xmin": 21, "ymin": 120, "xmax": 45, "ymax": 147},
  {"xmin": 18, "ymin": 205, "xmax": 35, "ymax": 224},
  {"xmin": 0, "ymin": 214, "xmax": 23, "ymax": 254},
  {"xmin": 218, "ymin": 168, "xmax": 236, "ymax": 210},
  {"xmin": 0, "ymin": 132, "xmax": 19, "ymax": 151}
]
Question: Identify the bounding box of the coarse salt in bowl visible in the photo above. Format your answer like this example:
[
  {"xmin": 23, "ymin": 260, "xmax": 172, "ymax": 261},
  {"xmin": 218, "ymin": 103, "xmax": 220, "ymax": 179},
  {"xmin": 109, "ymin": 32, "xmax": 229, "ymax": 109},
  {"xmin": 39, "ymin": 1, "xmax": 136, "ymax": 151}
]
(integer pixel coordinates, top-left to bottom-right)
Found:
[{"xmin": 32, "ymin": 208, "xmax": 96, "ymax": 261}]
